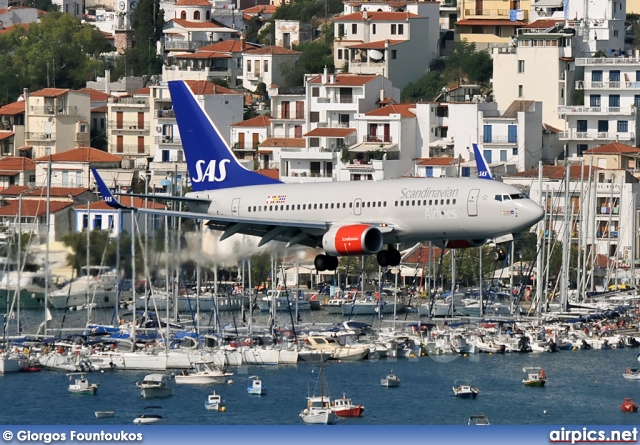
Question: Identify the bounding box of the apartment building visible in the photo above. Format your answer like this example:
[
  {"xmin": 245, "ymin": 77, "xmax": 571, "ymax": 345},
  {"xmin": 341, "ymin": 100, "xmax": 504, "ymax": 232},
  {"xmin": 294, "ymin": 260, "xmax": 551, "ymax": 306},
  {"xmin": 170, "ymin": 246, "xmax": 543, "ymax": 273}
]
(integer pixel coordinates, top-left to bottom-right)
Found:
[
  {"xmin": 230, "ymin": 115, "xmax": 271, "ymax": 165},
  {"xmin": 106, "ymin": 87, "xmax": 151, "ymax": 167},
  {"xmin": 241, "ymin": 46, "xmax": 301, "ymax": 91}
]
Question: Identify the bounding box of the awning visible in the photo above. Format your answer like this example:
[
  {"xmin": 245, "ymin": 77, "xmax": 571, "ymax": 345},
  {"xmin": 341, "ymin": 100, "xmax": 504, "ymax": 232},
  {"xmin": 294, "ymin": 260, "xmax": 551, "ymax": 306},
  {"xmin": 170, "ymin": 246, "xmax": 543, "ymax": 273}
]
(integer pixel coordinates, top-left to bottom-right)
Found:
[
  {"xmin": 349, "ymin": 143, "xmax": 399, "ymax": 153},
  {"xmin": 159, "ymin": 179, "xmax": 171, "ymax": 186},
  {"xmin": 533, "ymin": 0, "xmax": 563, "ymax": 7}
]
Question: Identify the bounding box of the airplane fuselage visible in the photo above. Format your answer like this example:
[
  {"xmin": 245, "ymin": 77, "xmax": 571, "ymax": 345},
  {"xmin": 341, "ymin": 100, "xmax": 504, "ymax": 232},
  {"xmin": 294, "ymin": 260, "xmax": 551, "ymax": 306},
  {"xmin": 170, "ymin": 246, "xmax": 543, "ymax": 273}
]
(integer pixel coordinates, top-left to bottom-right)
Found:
[{"xmin": 186, "ymin": 177, "xmax": 544, "ymax": 245}]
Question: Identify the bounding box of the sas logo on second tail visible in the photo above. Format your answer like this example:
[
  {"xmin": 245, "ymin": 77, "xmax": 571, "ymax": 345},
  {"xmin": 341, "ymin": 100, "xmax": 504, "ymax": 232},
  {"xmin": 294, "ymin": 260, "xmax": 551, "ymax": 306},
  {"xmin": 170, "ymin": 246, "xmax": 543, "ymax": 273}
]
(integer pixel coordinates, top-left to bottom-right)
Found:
[{"xmin": 192, "ymin": 159, "xmax": 230, "ymax": 183}]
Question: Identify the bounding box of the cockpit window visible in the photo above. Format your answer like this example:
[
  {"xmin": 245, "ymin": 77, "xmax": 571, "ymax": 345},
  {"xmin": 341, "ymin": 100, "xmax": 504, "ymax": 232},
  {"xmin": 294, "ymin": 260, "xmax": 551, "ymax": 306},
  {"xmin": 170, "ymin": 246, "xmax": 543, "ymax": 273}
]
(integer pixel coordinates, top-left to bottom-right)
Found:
[
  {"xmin": 495, "ymin": 195, "xmax": 502, "ymax": 202},
  {"xmin": 502, "ymin": 195, "xmax": 511, "ymax": 201},
  {"xmin": 510, "ymin": 193, "xmax": 525, "ymax": 200}
]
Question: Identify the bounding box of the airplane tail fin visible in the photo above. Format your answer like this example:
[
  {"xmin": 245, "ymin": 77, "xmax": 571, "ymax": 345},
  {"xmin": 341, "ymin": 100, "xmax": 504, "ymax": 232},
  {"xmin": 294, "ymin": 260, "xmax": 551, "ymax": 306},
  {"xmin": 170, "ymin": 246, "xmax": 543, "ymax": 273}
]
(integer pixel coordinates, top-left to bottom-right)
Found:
[
  {"xmin": 91, "ymin": 168, "xmax": 131, "ymax": 210},
  {"xmin": 472, "ymin": 143, "xmax": 493, "ymax": 180},
  {"xmin": 168, "ymin": 80, "xmax": 281, "ymax": 192}
]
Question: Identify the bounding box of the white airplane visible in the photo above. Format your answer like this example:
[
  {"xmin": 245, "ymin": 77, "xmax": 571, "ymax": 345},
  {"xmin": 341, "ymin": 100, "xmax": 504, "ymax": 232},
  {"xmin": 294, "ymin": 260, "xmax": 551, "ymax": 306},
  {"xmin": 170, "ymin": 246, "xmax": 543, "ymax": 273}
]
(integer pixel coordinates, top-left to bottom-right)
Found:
[{"xmin": 92, "ymin": 80, "xmax": 544, "ymax": 271}]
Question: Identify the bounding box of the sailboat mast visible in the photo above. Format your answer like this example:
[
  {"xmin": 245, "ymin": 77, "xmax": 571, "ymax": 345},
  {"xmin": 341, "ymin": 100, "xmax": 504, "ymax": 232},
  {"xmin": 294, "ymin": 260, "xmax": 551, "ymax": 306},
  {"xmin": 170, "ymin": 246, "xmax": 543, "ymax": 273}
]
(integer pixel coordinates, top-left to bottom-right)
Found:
[
  {"xmin": 131, "ymin": 208, "xmax": 136, "ymax": 346},
  {"xmin": 86, "ymin": 201, "xmax": 91, "ymax": 325},
  {"xmin": 44, "ymin": 153, "xmax": 51, "ymax": 334}
]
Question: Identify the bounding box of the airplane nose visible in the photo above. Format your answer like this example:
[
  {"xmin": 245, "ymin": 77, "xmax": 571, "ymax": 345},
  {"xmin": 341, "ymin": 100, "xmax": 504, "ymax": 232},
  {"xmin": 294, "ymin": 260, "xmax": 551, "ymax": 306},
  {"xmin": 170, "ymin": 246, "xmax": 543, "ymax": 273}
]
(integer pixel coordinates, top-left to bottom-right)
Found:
[{"xmin": 527, "ymin": 202, "xmax": 545, "ymax": 225}]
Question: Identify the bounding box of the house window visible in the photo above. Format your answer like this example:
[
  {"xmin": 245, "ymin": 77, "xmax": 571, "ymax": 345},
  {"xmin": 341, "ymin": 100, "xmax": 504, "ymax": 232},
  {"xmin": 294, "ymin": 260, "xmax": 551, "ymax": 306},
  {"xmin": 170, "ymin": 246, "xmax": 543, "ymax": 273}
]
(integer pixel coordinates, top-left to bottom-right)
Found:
[
  {"xmin": 590, "ymin": 94, "xmax": 601, "ymax": 107},
  {"xmin": 180, "ymin": 10, "xmax": 186, "ymax": 19},
  {"xmin": 635, "ymin": 95, "xmax": 640, "ymax": 107},
  {"xmin": 518, "ymin": 60, "xmax": 525, "ymax": 73},
  {"xmin": 310, "ymin": 111, "xmax": 319, "ymax": 122},
  {"xmin": 507, "ymin": 125, "xmax": 517, "ymax": 143},
  {"xmin": 512, "ymin": 147, "xmax": 518, "ymax": 156},
  {"xmin": 194, "ymin": 11, "xmax": 200, "ymax": 20},
  {"xmin": 483, "ymin": 149, "xmax": 492, "ymax": 164},
  {"xmin": 518, "ymin": 85, "xmax": 523, "ymax": 97},
  {"xmin": 93, "ymin": 215, "xmax": 102, "ymax": 230},
  {"xmin": 337, "ymin": 49, "xmax": 343, "ymax": 59},
  {"xmin": 80, "ymin": 123, "xmax": 87, "ymax": 133},
  {"xmin": 610, "ymin": 70, "xmax": 620, "ymax": 82},
  {"xmin": 483, "ymin": 125, "xmax": 492, "ymax": 143},
  {"xmin": 636, "ymin": 71, "xmax": 640, "ymax": 82},
  {"xmin": 597, "ymin": 120, "xmax": 608, "ymax": 133},
  {"xmin": 425, "ymin": 167, "xmax": 433, "ymax": 177},
  {"xmin": 310, "ymin": 137, "xmax": 320, "ymax": 147},
  {"xmin": 264, "ymin": 60, "xmax": 268, "ymax": 73},
  {"xmin": 351, "ymin": 24, "xmax": 357, "ymax": 34},
  {"xmin": 372, "ymin": 24, "xmax": 376, "ymax": 34},
  {"xmin": 398, "ymin": 24, "xmax": 404, "ymax": 34},
  {"xmin": 138, "ymin": 136, "xmax": 145, "ymax": 153},
  {"xmin": 609, "ymin": 94, "xmax": 620, "ymax": 107},
  {"xmin": 500, "ymin": 150, "xmax": 507, "ymax": 162},
  {"xmin": 247, "ymin": 60, "xmax": 251, "ymax": 72},
  {"xmin": 391, "ymin": 24, "xmax": 397, "ymax": 34},
  {"xmin": 116, "ymin": 135, "xmax": 123, "ymax": 153},
  {"xmin": 108, "ymin": 215, "xmax": 114, "ymax": 229},
  {"xmin": 577, "ymin": 120, "xmax": 587, "ymax": 132},
  {"xmin": 162, "ymin": 150, "xmax": 169, "ymax": 162},
  {"xmin": 618, "ymin": 120, "xmax": 628, "ymax": 132},
  {"xmin": 312, "ymin": 87, "xmax": 319, "ymax": 97},
  {"xmin": 82, "ymin": 214, "xmax": 88, "ymax": 229},
  {"xmin": 391, "ymin": 50, "xmax": 397, "ymax": 59},
  {"xmin": 592, "ymin": 70, "xmax": 602, "ymax": 82},
  {"xmin": 206, "ymin": 11, "xmax": 210, "ymax": 20},
  {"xmin": 577, "ymin": 143, "xmax": 588, "ymax": 156}
]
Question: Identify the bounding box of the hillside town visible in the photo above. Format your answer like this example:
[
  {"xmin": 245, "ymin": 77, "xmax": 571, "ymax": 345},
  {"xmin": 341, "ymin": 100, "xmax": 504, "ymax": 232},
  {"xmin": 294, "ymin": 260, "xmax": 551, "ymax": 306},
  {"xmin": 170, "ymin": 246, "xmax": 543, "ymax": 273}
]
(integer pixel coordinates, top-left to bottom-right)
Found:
[{"xmin": 0, "ymin": 0, "xmax": 639, "ymax": 293}]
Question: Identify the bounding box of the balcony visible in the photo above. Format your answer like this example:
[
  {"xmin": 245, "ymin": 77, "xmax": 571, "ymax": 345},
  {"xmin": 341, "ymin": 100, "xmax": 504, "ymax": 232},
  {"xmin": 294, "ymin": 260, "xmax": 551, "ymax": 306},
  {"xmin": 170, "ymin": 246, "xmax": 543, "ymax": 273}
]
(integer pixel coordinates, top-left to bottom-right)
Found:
[
  {"xmin": 108, "ymin": 121, "xmax": 149, "ymax": 130},
  {"xmin": 597, "ymin": 206, "xmax": 620, "ymax": 215},
  {"xmin": 75, "ymin": 132, "xmax": 90, "ymax": 144},
  {"xmin": 26, "ymin": 132, "xmax": 55, "ymax": 141},
  {"xmin": 115, "ymin": 144, "xmax": 150, "ymax": 154},
  {"xmin": 558, "ymin": 106, "xmax": 634, "ymax": 115},
  {"xmin": 148, "ymin": 161, "xmax": 187, "ymax": 173},
  {"xmin": 576, "ymin": 57, "xmax": 640, "ymax": 66},
  {"xmin": 28, "ymin": 106, "xmax": 79, "ymax": 116},
  {"xmin": 5, "ymin": 222, "xmax": 43, "ymax": 235},
  {"xmin": 114, "ymin": 97, "xmax": 149, "ymax": 106},
  {"xmin": 559, "ymin": 131, "xmax": 635, "ymax": 141},
  {"xmin": 164, "ymin": 40, "xmax": 209, "ymax": 51},
  {"xmin": 575, "ymin": 80, "xmax": 625, "ymax": 89},
  {"xmin": 482, "ymin": 136, "xmax": 518, "ymax": 144},
  {"xmin": 156, "ymin": 110, "xmax": 176, "ymax": 119},
  {"xmin": 463, "ymin": 9, "xmax": 528, "ymax": 20},
  {"xmin": 154, "ymin": 136, "xmax": 182, "ymax": 145},
  {"xmin": 364, "ymin": 135, "xmax": 393, "ymax": 143}
]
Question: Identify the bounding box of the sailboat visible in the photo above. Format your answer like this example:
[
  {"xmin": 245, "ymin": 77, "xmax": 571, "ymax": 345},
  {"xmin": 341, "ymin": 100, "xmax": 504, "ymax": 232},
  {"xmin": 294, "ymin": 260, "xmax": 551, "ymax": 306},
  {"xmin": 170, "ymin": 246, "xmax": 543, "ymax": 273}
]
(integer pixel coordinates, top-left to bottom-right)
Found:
[{"xmin": 299, "ymin": 360, "xmax": 337, "ymax": 424}]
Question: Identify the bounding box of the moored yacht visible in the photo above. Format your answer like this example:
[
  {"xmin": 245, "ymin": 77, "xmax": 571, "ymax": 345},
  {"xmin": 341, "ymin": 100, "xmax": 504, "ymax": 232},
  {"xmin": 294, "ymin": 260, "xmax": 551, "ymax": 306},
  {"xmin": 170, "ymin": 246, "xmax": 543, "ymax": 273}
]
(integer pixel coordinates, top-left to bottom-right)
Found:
[{"xmin": 48, "ymin": 266, "xmax": 119, "ymax": 309}]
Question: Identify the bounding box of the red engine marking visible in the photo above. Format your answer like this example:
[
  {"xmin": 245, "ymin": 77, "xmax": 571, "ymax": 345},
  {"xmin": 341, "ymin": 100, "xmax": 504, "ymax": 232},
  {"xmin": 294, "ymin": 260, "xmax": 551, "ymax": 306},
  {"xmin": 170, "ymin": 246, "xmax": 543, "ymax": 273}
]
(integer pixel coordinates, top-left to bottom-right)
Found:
[{"xmin": 334, "ymin": 224, "xmax": 371, "ymax": 255}]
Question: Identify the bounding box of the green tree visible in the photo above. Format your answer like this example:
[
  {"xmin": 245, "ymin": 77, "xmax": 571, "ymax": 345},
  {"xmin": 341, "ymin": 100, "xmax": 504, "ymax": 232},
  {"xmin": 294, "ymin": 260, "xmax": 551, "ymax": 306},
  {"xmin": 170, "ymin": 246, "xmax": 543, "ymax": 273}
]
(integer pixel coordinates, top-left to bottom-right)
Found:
[
  {"xmin": 271, "ymin": 0, "xmax": 343, "ymax": 23},
  {"xmin": 0, "ymin": 12, "xmax": 111, "ymax": 101},
  {"xmin": 444, "ymin": 40, "xmax": 492, "ymax": 85},
  {"xmin": 279, "ymin": 42, "xmax": 334, "ymax": 87},
  {"xmin": 401, "ymin": 70, "xmax": 445, "ymax": 102}
]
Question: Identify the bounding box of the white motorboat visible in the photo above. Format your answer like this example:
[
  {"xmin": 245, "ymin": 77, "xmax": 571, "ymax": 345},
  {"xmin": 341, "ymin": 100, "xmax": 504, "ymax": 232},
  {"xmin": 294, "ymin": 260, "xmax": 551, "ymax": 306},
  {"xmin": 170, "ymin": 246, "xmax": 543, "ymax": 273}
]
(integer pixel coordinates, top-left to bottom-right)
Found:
[
  {"xmin": 247, "ymin": 375, "xmax": 266, "ymax": 395},
  {"xmin": 174, "ymin": 361, "xmax": 233, "ymax": 385},
  {"xmin": 381, "ymin": 371, "xmax": 400, "ymax": 387},
  {"xmin": 204, "ymin": 391, "xmax": 225, "ymax": 411},
  {"xmin": 299, "ymin": 364, "xmax": 336, "ymax": 425},
  {"xmin": 136, "ymin": 374, "xmax": 173, "ymax": 398},
  {"xmin": 95, "ymin": 411, "xmax": 115, "ymax": 419},
  {"xmin": 468, "ymin": 414, "xmax": 490, "ymax": 425},
  {"xmin": 341, "ymin": 299, "xmax": 405, "ymax": 316},
  {"xmin": 304, "ymin": 336, "xmax": 369, "ymax": 361},
  {"xmin": 67, "ymin": 373, "xmax": 99, "ymax": 395},
  {"xmin": 623, "ymin": 368, "xmax": 640, "ymax": 380},
  {"xmin": 48, "ymin": 266, "xmax": 119, "ymax": 309},
  {"xmin": 0, "ymin": 352, "xmax": 26, "ymax": 373},
  {"xmin": 257, "ymin": 289, "xmax": 311, "ymax": 312},
  {"xmin": 133, "ymin": 406, "xmax": 170, "ymax": 424}
]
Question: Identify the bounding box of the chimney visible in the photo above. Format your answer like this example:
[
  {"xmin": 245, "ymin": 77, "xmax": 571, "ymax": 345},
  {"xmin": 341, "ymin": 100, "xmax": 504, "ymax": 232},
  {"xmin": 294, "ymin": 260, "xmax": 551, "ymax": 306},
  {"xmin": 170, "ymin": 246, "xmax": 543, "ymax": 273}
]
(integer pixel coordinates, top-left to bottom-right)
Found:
[
  {"xmin": 105, "ymin": 70, "xmax": 111, "ymax": 94},
  {"xmin": 322, "ymin": 65, "xmax": 328, "ymax": 84},
  {"xmin": 240, "ymin": 34, "xmax": 245, "ymax": 52},
  {"xmin": 380, "ymin": 88, "xmax": 385, "ymax": 103},
  {"xmin": 363, "ymin": 9, "xmax": 367, "ymax": 19}
]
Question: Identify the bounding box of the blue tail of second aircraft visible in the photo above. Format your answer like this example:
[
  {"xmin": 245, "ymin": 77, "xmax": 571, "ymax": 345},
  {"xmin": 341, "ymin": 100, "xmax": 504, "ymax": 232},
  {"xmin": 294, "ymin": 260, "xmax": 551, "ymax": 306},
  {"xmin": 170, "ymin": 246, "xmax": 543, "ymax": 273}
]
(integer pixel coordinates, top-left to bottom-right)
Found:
[
  {"xmin": 168, "ymin": 80, "xmax": 281, "ymax": 192},
  {"xmin": 472, "ymin": 143, "xmax": 493, "ymax": 180}
]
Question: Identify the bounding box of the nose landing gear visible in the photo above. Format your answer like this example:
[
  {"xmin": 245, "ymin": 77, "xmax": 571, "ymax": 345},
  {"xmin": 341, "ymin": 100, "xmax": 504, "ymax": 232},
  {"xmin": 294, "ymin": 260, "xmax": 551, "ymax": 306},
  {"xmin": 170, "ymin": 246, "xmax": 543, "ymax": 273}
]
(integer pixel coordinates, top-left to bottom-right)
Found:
[{"xmin": 492, "ymin": 247, "xmax": 506, "ymax": 262}]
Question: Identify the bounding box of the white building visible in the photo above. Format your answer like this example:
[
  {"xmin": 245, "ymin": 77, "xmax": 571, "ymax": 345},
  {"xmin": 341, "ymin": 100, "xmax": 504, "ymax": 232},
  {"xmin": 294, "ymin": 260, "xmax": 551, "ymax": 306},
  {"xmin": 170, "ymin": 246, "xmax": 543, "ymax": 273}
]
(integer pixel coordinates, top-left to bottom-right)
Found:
[
  {"xmin": 274, "ymin": 20, "xmax": 313, "ymax": 49},
  {"xmin": 51, "ymin": 0, "xmax": 82, "ymax": 18},
  {"xmin": 333, "ymin": 7, "xmax": 439, "ymax": 91},
  {"xmin": 242, "ymin": 46, "xmax": 301, "ymax": 92},
  {"xmin": 558, "ymin": 55, "xmax": 640, "ymax": 158},
  {"xmin": 106, "ymin": 87, "xmax": 151, "ymax": 166},
  {"xmin": 230, "ymin": 115, "xmax": 271, "ymax": 166}
]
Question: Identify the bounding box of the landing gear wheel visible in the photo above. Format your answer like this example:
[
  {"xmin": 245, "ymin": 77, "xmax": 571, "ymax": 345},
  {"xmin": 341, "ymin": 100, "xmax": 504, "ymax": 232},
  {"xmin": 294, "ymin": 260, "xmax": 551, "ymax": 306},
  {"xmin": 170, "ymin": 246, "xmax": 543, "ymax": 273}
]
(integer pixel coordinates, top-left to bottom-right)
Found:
[
  {"xmin": 389, "ymin": 249, "xmax": 401, "ymax": 266},
  {"xmin": 377, "ymin": 250, "xmax": 391, "ymax": 267},
  {"xmin": 492, "ymin": 248, "xmax": 506, "ymax": 262},
  {"xmin": 314, "ymin": 254, "xmax": 328, "ymax": 271},
  {"xmin": 326, "ymin": 255, "xmax": 339, "ymax": 271}
]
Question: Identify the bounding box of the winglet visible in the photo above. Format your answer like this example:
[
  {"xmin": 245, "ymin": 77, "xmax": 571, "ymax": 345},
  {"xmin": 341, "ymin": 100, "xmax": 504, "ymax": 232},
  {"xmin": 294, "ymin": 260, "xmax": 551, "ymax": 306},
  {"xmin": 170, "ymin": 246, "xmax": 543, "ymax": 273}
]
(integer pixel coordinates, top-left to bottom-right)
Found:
[
  {"xmin": 472, "ymin": 143, "xmax": 493, "ymax": 180},
  {"xmin": 91, "ymin": 168, "xmax": 131, "ymax": 210},
  {"xmin": 167, "ymin": 80, "xmax": 282, "ymax": 192}
]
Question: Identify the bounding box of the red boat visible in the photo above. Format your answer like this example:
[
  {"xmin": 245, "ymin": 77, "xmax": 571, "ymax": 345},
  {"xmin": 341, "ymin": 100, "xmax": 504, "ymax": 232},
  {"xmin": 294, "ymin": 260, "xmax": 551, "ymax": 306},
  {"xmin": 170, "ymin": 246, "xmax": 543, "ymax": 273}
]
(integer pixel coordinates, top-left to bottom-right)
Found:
[
  {"xmin": 330, "ymin": 394, "xmax": 364, "ymax": 417},
  {"xmin": 621, "ymin": 398, "xmax": 638, "ymax": 412}
]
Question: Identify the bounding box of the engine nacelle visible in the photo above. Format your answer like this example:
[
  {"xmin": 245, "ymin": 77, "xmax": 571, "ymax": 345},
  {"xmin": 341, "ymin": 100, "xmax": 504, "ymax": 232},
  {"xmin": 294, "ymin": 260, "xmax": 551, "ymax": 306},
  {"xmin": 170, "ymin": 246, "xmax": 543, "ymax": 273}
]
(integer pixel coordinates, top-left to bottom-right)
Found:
[
  {"xmin": 322, "ymin": 224, "xmax": 384, "ymax": 256},
  {"xmin": 433, "ymin": 239, "xmax": 488, "ymax": 249}
]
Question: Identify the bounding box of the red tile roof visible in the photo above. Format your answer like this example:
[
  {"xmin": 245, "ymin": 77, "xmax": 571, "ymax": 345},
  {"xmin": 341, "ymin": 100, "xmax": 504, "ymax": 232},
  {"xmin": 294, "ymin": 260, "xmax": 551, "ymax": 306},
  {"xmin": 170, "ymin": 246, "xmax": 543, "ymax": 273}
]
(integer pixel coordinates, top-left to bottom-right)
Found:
[
  {"xmin": 184, "ymin": 80, "xmax": 242, "ymax": 95},
  {"xmin": 523, "ymin": 19, "xmax": 563, "ymax": 29},
  {"xmin": 456, "ymin": 19, "xmax": 526, "ymax": 26},
  {"xmin": 30, "ymin": 88, "xmax": 70, "ymax": 98},
  {"xmin": 508, "ymin": 165, "xmax": 602, "ymax": 180},
  {"xmin": 4, "ymin": 187, "xmax": 89, "ymax": 198},
  {"xmin": 0, "ymin": 156, "xmax": 35, "ymax": 170},
  {"xmin": 198, "ymin": 39, "xmax": 260, "ymax": 53},
  {"xmin": 77, "ymin": 88, "xmax": 111, "ymax": 102},
  {"xmin": 243, "ymin": 5, "xmax": 278, "ymax": 14},
  {"xmin": 416, "ymin": 157, "xmax": 459, "ymax": 166},
  {"xmin": 175, "ymin": 0, "xmax": 210, "ymax": 5},
  {"xmin": 304, "ymin": 128, "xmax": 356, "ymax": 137},
  {"xmin": 246, "ymin": 46, "xmax": 301, "ymax": 55},
  {"xmin": 174, "ymin": 52, "xmax": 231, "ymax": 59},
  {"xmin": 0, "ymin": 101, "xmax": 25, "ymax": 116},
  {"xmin": 347, "ymin": 40, "xmax": 404, "ymax": 49},
  {"xmin": 132, "ymin": 87, "xmax": 150, "ymax": 95},
  {"xmin": 259, "ymin": 138, "xmax": 305, "ymax": 148},
  {"xmin": 91, "ymin": 105, "xmax": 108, "ymax": 113},
  {"xmin": 334, "ymin": 11, "xmax": 422, "ymax": 21},
  {"xmin": 0, "ymin": 199, "xmax": 74, "ymax": 217},
  {"xmin": 75, "ymin": 196, "xmax": 165, "ymax": 210},
  {"xmin": 584, "ymin": 142, "xmax": 640, "ymax": 154},
  {"xmin": 230, "ymin": 115, "xmax": 271, "ymax": 127},
  {"xmin": 172, "ymin": 19, "xmax": 232, "ymax": 29},
  {"xmin": 34, "ymin": 147, "xmax": 122, "ymax": 163},
  {"xmin": 0, "ymin": 23, "xmax": 29, "ymax": 35},
  {"xmin": 0, "ymin": 185, "xmax": 28, "ymax": 195},
  {"xmin": 366, "ymin": 103, "xmax": 416, "ymax": 118},
  {"xmin": 255, "ymin": 169, "xmax": 280, "ymax": 180},
  {"xmin": 0, "ymin": 131, "xmax": 14, "ymax": 141},
  {"xmin": 307, "ymin": 74, "xmax": 379, "ymax": 86}
]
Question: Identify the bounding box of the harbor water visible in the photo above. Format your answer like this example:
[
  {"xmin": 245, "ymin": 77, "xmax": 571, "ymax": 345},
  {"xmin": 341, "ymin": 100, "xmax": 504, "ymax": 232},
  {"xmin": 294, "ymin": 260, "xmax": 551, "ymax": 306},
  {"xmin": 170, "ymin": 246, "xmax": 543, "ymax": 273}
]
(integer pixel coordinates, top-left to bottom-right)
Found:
[{"xmin": 3, "ymin": 309, "xmax": 640, "ymax": 425}]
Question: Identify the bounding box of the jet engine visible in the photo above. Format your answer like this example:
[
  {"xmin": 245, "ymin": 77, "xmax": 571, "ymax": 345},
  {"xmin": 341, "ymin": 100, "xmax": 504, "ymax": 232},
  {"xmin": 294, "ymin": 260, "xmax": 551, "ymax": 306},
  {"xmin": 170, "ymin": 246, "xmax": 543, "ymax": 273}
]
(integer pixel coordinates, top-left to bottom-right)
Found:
[
  {"xmin": 322, "ymin": 224, "xmax": 384, "ymax": 256},
  {"xmin": 433, "ymin": 239, "xmax": 488, "ymax": 249}
]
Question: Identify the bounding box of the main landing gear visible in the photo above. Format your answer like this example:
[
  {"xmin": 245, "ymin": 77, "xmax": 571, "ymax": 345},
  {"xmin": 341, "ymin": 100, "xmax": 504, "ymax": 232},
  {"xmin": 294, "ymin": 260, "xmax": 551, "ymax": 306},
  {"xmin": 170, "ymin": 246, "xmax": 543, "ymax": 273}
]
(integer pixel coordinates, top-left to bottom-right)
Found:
[
  {"xmin": 376, "ymin": 247, "xmax": 401, "ymax": 267},
  {"xmin": 314, "ymin": 254, "xmax": 339, "ymax": 272},
  {"xmin": 492, "ymin": 247, "xmax": 507, "ymax": 262}
]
